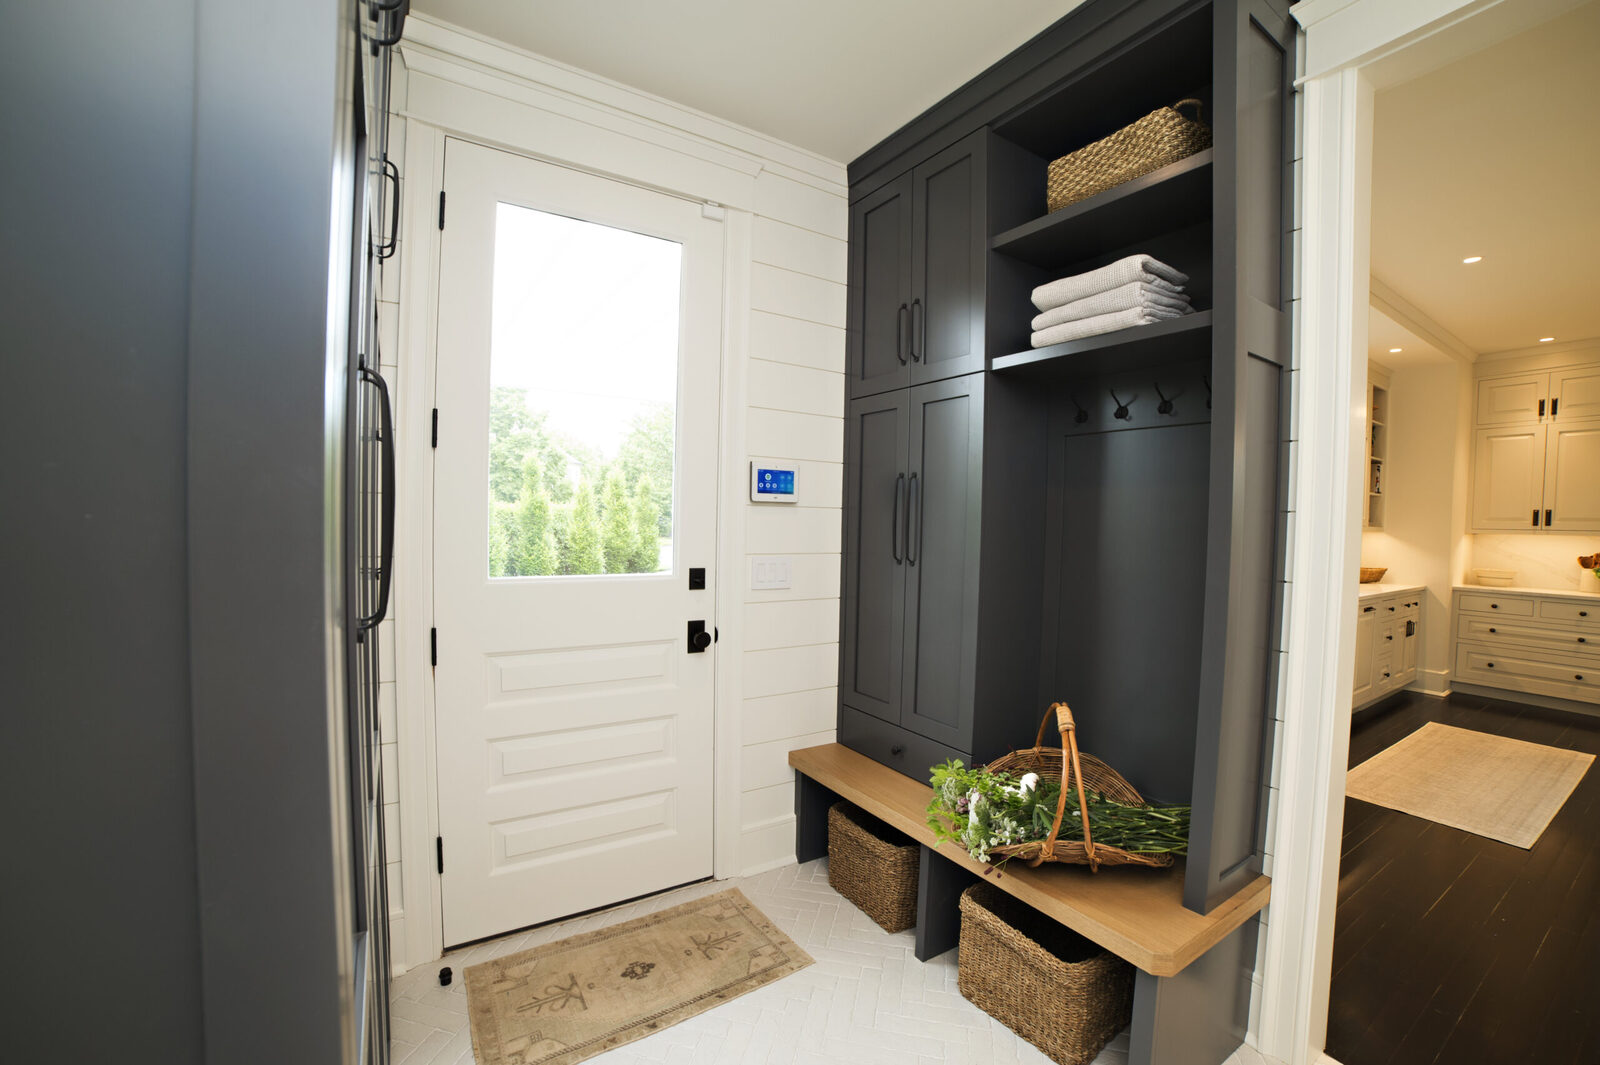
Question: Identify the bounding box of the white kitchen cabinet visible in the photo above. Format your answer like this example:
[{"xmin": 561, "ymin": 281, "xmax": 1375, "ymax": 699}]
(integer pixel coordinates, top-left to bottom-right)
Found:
[
  {"xmin": 1552, "ymin": 368, "xmax": 1600, "ymax": 422},
  {"xmin": 1451, "ymin": 588, "xmax": 1600, "ymax": 705},
  {"xmin": 1353, "ymin": 587, "xmax": 1424, "ymax": 711},
  {"xmin": 1475, "ymin": 373, "xmax": 1548, "ymax": 426},
  {"xmin": 1542, "ymin": 419, "xmax": 1600, "ymax": 531},
  {"xmin": 1470, "ymin": 425, "xmax": 1546, "ymax": 530},
  {"xmin": 1352, "ymin": 606, "xmax": 1377, "ymax": 706}
]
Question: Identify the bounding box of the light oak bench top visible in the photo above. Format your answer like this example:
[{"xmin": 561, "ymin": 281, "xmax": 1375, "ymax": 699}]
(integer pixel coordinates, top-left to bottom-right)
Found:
[{"xmin": 790, "ymin": 742, "xmax": 1270, "ymax": 978}]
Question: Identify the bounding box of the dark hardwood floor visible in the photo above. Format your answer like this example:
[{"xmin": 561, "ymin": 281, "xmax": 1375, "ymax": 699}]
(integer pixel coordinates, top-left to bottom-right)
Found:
[{"xmin": 1325, "ymin": 690, "xmax": 1600, "ymax": 1065}]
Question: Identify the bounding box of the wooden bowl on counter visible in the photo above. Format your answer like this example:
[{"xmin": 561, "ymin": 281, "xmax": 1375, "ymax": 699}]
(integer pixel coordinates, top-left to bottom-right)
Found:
[{"xmin": 1359, "ymin": 567, "xmax": 1387, "ymax": 584}]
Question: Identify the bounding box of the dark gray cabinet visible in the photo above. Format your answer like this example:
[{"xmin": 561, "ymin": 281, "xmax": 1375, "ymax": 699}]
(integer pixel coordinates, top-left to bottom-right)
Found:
[
  {"xmin": 847, "ymin": 132, "xmax": 988, "ymax": 398},
  {"xmin": 840, "ymin": 390, "xmax": 909, "ymax": 719}
]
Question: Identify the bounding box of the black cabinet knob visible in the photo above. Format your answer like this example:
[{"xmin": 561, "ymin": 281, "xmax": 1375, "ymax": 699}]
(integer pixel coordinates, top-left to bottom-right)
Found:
[
  {"xmin": 890, "ymin": 744, "xmax": 905, "ymax": 756},
  {"xmin": 1490, "ymin": 603, "xmax": 1499, "ymax": 609},
  {"xmin": 1487, "ymin": 662, "xmax": 1495, "ymax": 668},
  {"xmin": 1581, "ymin": 611, "xmax": 1589, "ymax": 617},
  {"xmin": 1386, "ymin": 635, "xmax": 1393, "ymax": 641},
  {"xmin": 1577, "ymin": 675, "xmax": 1585, "ymax": 681},
  {"xmin": 1579, "ymin": 637, "xmax": 1587, "ymax": 644},
  {"xmin": 1489, "ymin": 628, "xmax": 1496, "ymax": 633}
]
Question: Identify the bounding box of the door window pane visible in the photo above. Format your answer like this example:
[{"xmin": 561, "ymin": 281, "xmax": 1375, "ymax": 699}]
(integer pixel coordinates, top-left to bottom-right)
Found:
[{"xmin": 487, "ymin": 203, "xmax": 680, "ymax": 578}]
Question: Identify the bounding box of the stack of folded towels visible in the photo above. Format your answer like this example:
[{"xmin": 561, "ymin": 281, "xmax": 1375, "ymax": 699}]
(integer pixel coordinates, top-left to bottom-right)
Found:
[{"xmin": 1030, "ymin": 253, "xmax": 1193, "ymax": 348}]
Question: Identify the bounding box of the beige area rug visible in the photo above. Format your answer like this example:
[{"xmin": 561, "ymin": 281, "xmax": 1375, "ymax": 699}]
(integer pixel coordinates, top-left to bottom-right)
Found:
[
  {"xmin": 1345, "ymin": 722, "xmax": 1594, "ymax": 848},
  {"xmin": 464, "ymin": 888, "xmax": 813, "ymax": 1065}
]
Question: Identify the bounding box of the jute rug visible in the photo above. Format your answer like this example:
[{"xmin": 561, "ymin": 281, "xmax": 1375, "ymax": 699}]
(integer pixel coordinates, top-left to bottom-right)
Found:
[
  {"xmin": 1345, "ymin": 722, "xmax": 1593, "ymax": 848},
  {"xmin": 464, "ymin": 888, "xmax": 813, "ymax": 1065}
]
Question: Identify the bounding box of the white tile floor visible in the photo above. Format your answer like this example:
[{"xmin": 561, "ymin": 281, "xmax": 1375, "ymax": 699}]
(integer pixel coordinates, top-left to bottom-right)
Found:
[{"xmin": 390, "ymin": 858, "xmax": 1266, "ymax": 1065}]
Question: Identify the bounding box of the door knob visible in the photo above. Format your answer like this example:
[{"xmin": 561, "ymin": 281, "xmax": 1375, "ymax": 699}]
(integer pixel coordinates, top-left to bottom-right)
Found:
[{"xmin": 687, "ymin": 620, "xmax": 712, "ymax": 653}]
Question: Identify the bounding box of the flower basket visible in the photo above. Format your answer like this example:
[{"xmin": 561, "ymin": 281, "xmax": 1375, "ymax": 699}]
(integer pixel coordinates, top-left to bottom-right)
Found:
[{"xmin": 827, "ymin": 801, "xmax": 919, "ymax": 932}]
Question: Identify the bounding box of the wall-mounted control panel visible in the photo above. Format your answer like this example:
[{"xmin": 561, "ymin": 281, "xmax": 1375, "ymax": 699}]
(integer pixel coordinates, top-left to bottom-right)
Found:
[{"xmin": 750, "ymin": 462, "xmax": 798, "ymax": 503}]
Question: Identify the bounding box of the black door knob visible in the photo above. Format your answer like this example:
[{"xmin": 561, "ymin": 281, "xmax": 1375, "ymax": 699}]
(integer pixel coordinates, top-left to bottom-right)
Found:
[
  {"xmin": 692, "ymin": 629, "xmax": 712, "ymax": 651},
  {"xmin": 686, "ymin": 620, "xmax": 712, "ymax": 653}
]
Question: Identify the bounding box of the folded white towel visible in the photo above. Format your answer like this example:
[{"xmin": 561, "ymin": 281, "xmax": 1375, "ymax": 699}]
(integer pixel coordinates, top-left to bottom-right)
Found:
[
  {"xmin": 1031, "ymin": 254, "xmax": 1190, "ymax": 311},
  {"xmin": 1030, "ymin": 281, "xmax": 1191, "ymax": 331},
  {"xmin": 1031, "ymin": 307, "xmax": 1182, "ymax": 348}
]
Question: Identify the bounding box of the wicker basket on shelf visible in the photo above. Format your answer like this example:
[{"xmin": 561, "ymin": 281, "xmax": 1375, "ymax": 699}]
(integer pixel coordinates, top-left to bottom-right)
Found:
[
  {"xmin": 958, "ymin": 882, "xmax": 1134, "ymax": 1065},
  {"xmin": 983, "ymin": 702, "xmax": 1173, "ymax": 870},
  {"xmin": 1046, "ymin": 99, "xmax": 1212, "ymax": 212},
  {"xmin": 827, "ymin": 801, "xmax": 919, "ymax": 932}
]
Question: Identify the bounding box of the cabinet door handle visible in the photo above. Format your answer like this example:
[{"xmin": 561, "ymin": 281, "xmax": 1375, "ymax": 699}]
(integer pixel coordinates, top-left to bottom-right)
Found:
[
  {"xmin": 1546, "ymin": 509, "xmax": 1553, "ymax": 526},
  {"xmin": 1385, "ymin": 634, "xmax": 1393, "ymax": 641},
  {"xmin": 906, "ymin": 473, "xmax": 921, "ymax": 565},
  {"xmin": 1363, "ymin": 605, "xmax": 1375, "ymax": 613},
  {"xmin": 1533, "ymin": 509, "xmax": 1540, "ymax": 527},
  {"xmin": 1552, "ymin": 398, "xmax": 1559, "ymax": 417},
  {"xmin": 1539, "ymin": 398, "xmax": 1546, "ymax": 417},
  {"xmin": 909, "ymin": 298, "xmax": 923, "ymax": 362},
  {"xmin": 896, "ymin": 303, "xmax": 909, "ymax": 365},
  {"xmin": 892, "ymin": 473, "xmax": 905, "ymax": 564}
]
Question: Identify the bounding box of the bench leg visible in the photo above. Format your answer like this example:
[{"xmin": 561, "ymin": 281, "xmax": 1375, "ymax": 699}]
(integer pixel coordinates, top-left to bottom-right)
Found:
[
  {"xmin": 1128, "ymin": 918, "xmax": 1259, "ymax": 1065},
  {"xmin": 793, "ymin": 772, "xmax": 836, "ymax": 863},
  {"xmin": 914, "ymin": 845, "xmax": 978, "ymax": 961}
]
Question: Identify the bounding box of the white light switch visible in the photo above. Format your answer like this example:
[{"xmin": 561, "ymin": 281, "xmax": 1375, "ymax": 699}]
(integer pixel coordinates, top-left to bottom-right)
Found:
[{"xmin": 750, "ymin": 556, "xmax": 792, "ymax": 591}]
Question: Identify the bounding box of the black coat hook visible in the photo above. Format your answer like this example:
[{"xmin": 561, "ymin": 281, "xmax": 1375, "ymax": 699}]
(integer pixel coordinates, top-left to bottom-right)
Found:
[
  {"xmin": 1109, "ymin": 388, "xmax": 1132, "ymax": 421},
  {"xmin": 1068, "ymin": 394, "xmax": 1089, "ymax": 424},
  {"xmin": 1154, "ymin": 382, "xmax": 1175, "ymax": 415},
  {"xmin": 1202, "ymin": 375, "xmax": 1212, "ymax": 410}
]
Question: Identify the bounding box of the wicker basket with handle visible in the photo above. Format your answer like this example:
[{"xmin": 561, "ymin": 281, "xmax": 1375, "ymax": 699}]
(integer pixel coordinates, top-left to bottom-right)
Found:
[
  {"xmin": 1046, "ymin": 99, "xmax": 1212, "ymax": 213},
  {"xmin": 827, "ymin": 801, "xmax": 920, "ymax": 932},
  {"xmin": 983, "ymin": 702, "xmax": 1173, "ymax": 870}
]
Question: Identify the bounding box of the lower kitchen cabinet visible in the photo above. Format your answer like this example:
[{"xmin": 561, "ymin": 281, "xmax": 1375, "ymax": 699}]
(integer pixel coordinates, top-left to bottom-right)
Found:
[
  {"xmin": 1353, "ymin": 586, "xmax": 1423, "ymax": 711},
  {"xmin": 1452, "ymin": 587, "xmax": 1600, "ymax": 704}
]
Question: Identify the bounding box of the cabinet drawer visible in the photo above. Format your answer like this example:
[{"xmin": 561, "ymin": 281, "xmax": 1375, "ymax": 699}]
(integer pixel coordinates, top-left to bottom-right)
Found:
[
  {"xmin": 1358, "ymin": 596, "xmax": 1396, "ymax": 619},
  {"xmin": 839, "ymin": 704, "xmax": 966, "ymax": 783},
  {"xmin": 1457, "ymin": 614, "xmax": 1600, "ymax": 654},
  {"xmin": 1537, "ymin": 598, "xmax": 1600, "ymax": 625},
  {"xmin": 1454, "ymin": 645, "xmax": 1600, "ymax": 702},
  {"xmin": 1457, "ymin": 593, "xmax": 1534, "ymax": 617}
]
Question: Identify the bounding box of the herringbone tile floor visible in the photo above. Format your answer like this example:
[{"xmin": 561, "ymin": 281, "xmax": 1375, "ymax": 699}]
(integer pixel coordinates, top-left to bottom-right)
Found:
[{"xmin": 390, "ymin": 858, "xmax": 1265, "ymax": 1065}]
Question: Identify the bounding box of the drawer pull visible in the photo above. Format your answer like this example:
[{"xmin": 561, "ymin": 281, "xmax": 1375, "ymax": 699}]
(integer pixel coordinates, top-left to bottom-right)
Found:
[
  {"xmin": 1580, "ymin": 638, "xmax": 1588, "ymax": 644},
  {"xmin": 1582, "ymin": 611, "xmax": 1589, "ymax": 618},
  {"xmin": 1363, "ymin": 606, "xmax": 1375, "ymax": 613},
  {"xmin": 1578, "ymin": 675, "xmax": 1586, "ymax": 682},
  {"xmin": 1487, "ymin": 662, "xmax": 1495, "ymax": 668},
  {"xmin": 890, "ymin": 744, "xmax": 905, "ymax": 756},
  {"xmin": 1389, "ymin": 606, "xmax": 1396, "ymax": 612},
  {"xmin": 1490, "ymin": 603, "xmax": 1499, "ymax": 609},
  {"xmin": 1386, "ymin": 635, "xmax": 1393, "ymax": 641},
  {"xmin": 1488, "ymin": 628, "xmax": 1496, "ymax": 633},
  {"xmin": 1383, "ymin": 672, "xmax": 1391, "ymax": 679}
]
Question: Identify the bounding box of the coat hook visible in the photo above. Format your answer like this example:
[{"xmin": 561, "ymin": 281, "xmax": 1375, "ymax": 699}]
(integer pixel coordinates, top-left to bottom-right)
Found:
[
  {"xmin": 1154, "ymin": 382, "xmax": 1175, "ymax": 415},
  {"xmin": 1202, "ymin": 374, "xmax": 1212, "ymax": 410},
  {"xmin": 1109, "ymin": 388, "xmax": 1132, "ymax": 421},
  {"xmin": 1068, "ymin": 394, "xmax": 1089, "ymax": 424}
]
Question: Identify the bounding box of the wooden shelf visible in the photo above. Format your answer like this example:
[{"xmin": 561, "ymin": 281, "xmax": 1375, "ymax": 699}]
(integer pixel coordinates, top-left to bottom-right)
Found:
[
  {"xmin": 789, "ymin": 743, "xmax": 1270, "ymax": 978},
  {"xmin": 991, "ymin": 150, "xmax": 1213, "ymax": 268},
  {"xmin": 990, "ymin": 311, "xmax": 1212, "ymax": 380}
]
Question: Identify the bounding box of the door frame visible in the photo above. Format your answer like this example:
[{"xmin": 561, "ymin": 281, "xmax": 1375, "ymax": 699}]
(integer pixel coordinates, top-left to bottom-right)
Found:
[
  {"xmin": 1259, "ymin": 1, "xmax": 1589, "ymax": 1062},
  {"xmin": 388, "ymin": 46, "xmax": 782, "ymax": 968}
]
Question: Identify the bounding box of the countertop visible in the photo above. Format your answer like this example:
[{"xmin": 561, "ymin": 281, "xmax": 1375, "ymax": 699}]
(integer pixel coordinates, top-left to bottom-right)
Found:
[
  {"xmin": 1453, "ymin": 583, "xmax": 1600, "ymax": 602},
  {"xmin": 1358, "ymin": 582, "xmax": 1425, "ymax": 599}
]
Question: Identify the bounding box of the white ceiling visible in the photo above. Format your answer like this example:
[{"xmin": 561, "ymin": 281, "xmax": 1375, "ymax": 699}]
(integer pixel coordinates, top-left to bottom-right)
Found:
[
  {"xmin": 1370, "ymin": 1, "xmax": 1600, "ymax": 356},
  {"xmin": 1367, "ymin": 307, "xmax": 1454, "ymax": 370},
  {"xmin": 409, "ymin": 0, "xmax": 1087, "ymax": 164}
]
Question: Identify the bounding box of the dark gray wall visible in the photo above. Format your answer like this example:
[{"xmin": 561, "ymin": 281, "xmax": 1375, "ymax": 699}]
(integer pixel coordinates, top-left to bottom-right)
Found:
[{"xmin": 0, "ymin": 2, "xmax": 205, "ymax": 1060}]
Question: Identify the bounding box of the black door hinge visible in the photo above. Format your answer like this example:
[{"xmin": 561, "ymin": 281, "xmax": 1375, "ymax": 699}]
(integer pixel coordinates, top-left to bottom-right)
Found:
[
  {"xmin": 430, "ymin": 627, "xmax": 438, "ymax": 667},
  {"xmin": 438, "ymin": 190, "xmax": 446, "ymax": 230},
  {"xmin": 436, "ymin": 836, "xmax": 444, "ymax": 874},
  {"xmin": 431, "ymin": 408, "xmax": 439, "ymax": 448}
]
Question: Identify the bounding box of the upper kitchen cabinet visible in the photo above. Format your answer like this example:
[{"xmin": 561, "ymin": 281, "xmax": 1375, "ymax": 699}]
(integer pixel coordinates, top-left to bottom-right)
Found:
[
  {"xmin": 1553, "ymin": 367, "xmax": 1600, "ymax": 421},
  {"xmin": 1543, "ymin": 419, "xmax": 1600, "ymax": 531},
  {"xmin": 1476, "ymin": 373, "xmax": 1549, "ymax": 425},
  {"xmin": 847, "ymin": 131, "xmax": 994, "ymax": 397},
  {"xmin": 1471, "ymin": 359, "xmax": 1600, "ymax": 532},
  {"xmin": 1471, "ymin": 424, "xmax": 1546, "ymax": 531}
]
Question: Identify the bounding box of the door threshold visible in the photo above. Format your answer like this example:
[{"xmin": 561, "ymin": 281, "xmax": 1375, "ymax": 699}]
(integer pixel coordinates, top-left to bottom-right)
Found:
[{"xmin": 444, "ymin": 875, "xmax": 716, "ymax": 954}]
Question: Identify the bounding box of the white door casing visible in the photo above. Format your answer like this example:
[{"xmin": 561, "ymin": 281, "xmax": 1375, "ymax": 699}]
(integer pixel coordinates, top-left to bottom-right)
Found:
[{"xmin": 432, "ymin": 139, "xmax": 724, "ymax": 946}]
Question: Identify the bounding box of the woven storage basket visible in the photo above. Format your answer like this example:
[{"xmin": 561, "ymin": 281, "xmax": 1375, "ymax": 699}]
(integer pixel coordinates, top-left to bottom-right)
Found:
[
  {"xmin": 958, "ymin": 882, "xmax": 1134, "ymax": 1065},
  {"xmin": 828, "ymin": 801, "xmax": 919, "ymax": 933},
  {"xmin": 984, "ymin": 703, "xmax": 1174, "ymax": 870},
  {"xmin": 1046, "ymin": 99, "xmax": 1211, "ymax": 212}
]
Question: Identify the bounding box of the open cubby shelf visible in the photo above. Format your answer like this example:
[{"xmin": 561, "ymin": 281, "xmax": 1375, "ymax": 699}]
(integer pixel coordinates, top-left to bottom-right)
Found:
[
  {"xmin": 991, "ymin": 311, "xmax": 1213, "ymax": 380},
  {"xmin": 991, "ymin": 149, "xmax": 1214, "ymax": 268}
]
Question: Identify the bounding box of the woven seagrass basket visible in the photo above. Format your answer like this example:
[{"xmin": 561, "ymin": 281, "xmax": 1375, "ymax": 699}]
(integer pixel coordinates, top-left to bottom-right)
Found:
[
  {"xmin": 828, "ymin": 801, "xmax": 919, "ymax": 932},
  {"xmin": 1046, "ymin": 99, "xmax": 1212, "ymax": 212},
  {"xmin": 982, "ymin": 703, "xmax": 1173, "ymax": 870},
  {"xmin": 958, "ymin": 882, "xmax": 1134, "ymax": 1065}
]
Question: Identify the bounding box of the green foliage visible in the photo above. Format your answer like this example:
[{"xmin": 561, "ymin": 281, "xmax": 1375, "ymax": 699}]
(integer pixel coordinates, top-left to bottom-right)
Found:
[
  {"xmin": 512, "ymin": 458, "xmax": 558, "ymax": 577},
  {"xmin": 488, "ymin": 502, "xmax": 515, "ymax": 577},
  {"xmin": 488, "ymin": 387, "xmax": 542, "ymax": 505},
  {"xmin": 564, "ymin": 480, "xmax": 604, "ymax": 575},
  {"xmin": 600, "ymin": 470, "xmax": 638, "ymax": 574},
  {"xmin": 614, "ymin": 403, "xmax": 673, "ymax": 537},
  {"xmin": 631, "ymin": 474, "xmax": 662, "ymax": 572},
  {"xmin": 926, "ymin": 759, "xmax": 1190, "ymax": 865}
]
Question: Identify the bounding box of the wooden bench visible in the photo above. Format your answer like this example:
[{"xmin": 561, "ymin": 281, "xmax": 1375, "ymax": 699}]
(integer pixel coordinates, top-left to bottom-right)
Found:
[{"xmin": 790, "ymin": 743, "xmax": 1271, "ymax": 1065}]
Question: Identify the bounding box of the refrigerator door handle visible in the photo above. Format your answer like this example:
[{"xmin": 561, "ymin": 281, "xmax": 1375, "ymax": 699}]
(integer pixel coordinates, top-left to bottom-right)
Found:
[{"xmin": 358, "ymin": 366, "xmax": 396, "ymax": 634}]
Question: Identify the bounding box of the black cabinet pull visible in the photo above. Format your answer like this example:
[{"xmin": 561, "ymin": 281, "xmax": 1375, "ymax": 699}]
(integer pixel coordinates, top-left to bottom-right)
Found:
[
  {"xmin": 909, "ymin": 298, "xmax": 923, "ymax": 362},
  {"xmin": 357, "ymin": 367, "xmax": 395, "ymax": 634},
  {"xmin": 892, "ymin": 473, "xmax": 905, "ymax": 564},
  {"xmin": 1490, "ymin": 603, "xmax": 1498, "ymax": 609},
  {"xmin": 1552, "ymin": 398, "xmax": 1559, "ymax": 417},
  {"xmin": 376, "ymin": 157, "xmax": 400, "ymax": 260},
  {"xmin": 1539, "ymin": 398, "xmax": 1546, "ymax": 417},
  {"xmin": 890, "ymin": 744, "xmax": 905, "ymax": 756},
  {"xmin": 1488, "ymin": 627, "xmax": 1496, "ymax": 633},
  {"xmin": 1577, "ymin": 675, "xmax": 1585, "ymax": 682},
  {"xmin": 1487, "ymin": 662, "xmax": 1495, "ymax": 668},
  {"xmin": 1386, "ymin": 635, "xmax": 1393, "ymax": 641},
  {"xmin": 1581, "ymin": 611, "xmax": 1589, "ymax": 618},
  {"xmin": 895, "ymin": 303, "xmax": 909, "ymax": 365},
  {"xmin": 1362, "ymin": 605, "xmax": 1375, "ymax": 613},
  {"xmin": 906, "ymin": 473, "xmax": 921, "ymax": 565},
  {"xmin": 1546, "ymin": 509, "xmax": 1553, "ymax": 526},
  {"xmin": 1533, "ymin": 508, "xmax": 1540, "ymax": 527},
  {"xmin": 1579, "ymin": 637, "xmax": 1587, "ymax": 644}
]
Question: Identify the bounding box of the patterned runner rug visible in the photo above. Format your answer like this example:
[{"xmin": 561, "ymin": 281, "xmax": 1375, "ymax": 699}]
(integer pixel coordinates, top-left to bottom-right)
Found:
[{"xmin": 465, "ymin": 887, "xmax": 813, "ymax": 1065}]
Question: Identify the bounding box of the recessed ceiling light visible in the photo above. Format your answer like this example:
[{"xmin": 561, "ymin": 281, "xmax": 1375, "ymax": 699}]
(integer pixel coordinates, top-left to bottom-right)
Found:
[
  {"xmin": 1389, "ymin": 347, "xmax": 1402, "ymax": 353},
  {"xmin": 1539, "ymin": 337, "xmax": 1555, "ymax": 343},
  {"xmin": 1462, "ymin": 256, "xmax": 1483, "ymax": 264}
]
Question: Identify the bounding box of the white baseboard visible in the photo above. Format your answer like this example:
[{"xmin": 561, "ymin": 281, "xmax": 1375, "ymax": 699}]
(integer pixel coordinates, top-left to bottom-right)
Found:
[
  {"xmin": 387, "ymin": 911, "xmax": 409, "ymax": 977},
  {"xmin": 1415, "ymin": 668, "xmax": 1451, "ymax": 697},
  {"xmin": 1453, "ymin": 681, "xmax": 1600, "ymax": 718}
]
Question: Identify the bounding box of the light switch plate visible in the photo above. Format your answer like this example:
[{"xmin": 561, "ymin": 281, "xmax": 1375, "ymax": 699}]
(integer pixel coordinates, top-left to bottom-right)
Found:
[{"xmin": 750, "ymin": 556, "xmax": 792, "ymax": 591}]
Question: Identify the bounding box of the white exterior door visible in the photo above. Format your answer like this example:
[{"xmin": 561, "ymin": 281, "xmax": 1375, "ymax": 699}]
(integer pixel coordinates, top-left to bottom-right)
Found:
[
  {"xmin": 433, "ymin": 139, "xmax": 723, "ymax": 945},
  {"xmin": 1543, "ymin": 419, "xmax": 1600, "ymax": 533},
  {"xmin": 1470, "ymin": 425, "xmax": 1546, "ymax": 531}
]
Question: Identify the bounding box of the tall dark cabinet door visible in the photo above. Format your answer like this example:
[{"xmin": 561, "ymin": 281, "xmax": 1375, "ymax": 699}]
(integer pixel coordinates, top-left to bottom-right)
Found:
[
  {"xmin": 910, "ymin": 134, "xmax": 986, "ymax": 387},
  {"xmin": 901, "ymin": 375, "xmax": 983, "ymax": 749},
  {"xmin": 840, "ymin": 391, "xmax": 911, "ymax": 722},
  {"xmin": 846, "ymin": 174, "xmax": 913, "ymax": 399}
]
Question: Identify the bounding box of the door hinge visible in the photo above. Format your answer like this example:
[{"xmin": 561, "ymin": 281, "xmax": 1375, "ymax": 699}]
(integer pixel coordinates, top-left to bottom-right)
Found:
[
  {"xmin": 436, "ymin": 836, "xmax": 444, "ymax": 874},
  {"xmin": 431, "ymin": 408, "xmax": 439, "ymax": 448},
  {"xmin": 438, "ymin": 190, "xmax": 446, "ymax": 230},
  {"xmin": 430, "ymin": 627, "xmax": 438, "ymax": 667}
]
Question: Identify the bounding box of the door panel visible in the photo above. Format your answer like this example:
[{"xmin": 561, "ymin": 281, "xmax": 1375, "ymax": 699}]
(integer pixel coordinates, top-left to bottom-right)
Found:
[
  {"xmin": 1471, "ymin": 425, "xmax": 1546, "ymax": 531},
  {"xmin": 433, "ymin": 139, "xmax": 721, "ymax": 945},
  {"xmin": 1552, "ymin": 369, "xmax": 1600, "ymax": 421},
  {"xmin": 840, "ymin": 392, "xmax": 910, "ymax": 721},
  {"xmin": 911, "ymin": 136, "xmax": 986, "ymax": 385},
  {"xmin": 847, "ymin": 175, "xmax": 912, "ymax": 398},
  {"xmin": 902, "ymin": 375, "xmax": 983, "ymax": 747},
  {"xmin": 1544, "ymin": 419, "xmax": 1600, "ymax": 532},
  {"xmin": 1475, "ymin": 373, "xmax": 1548, "ymax": 426}
]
